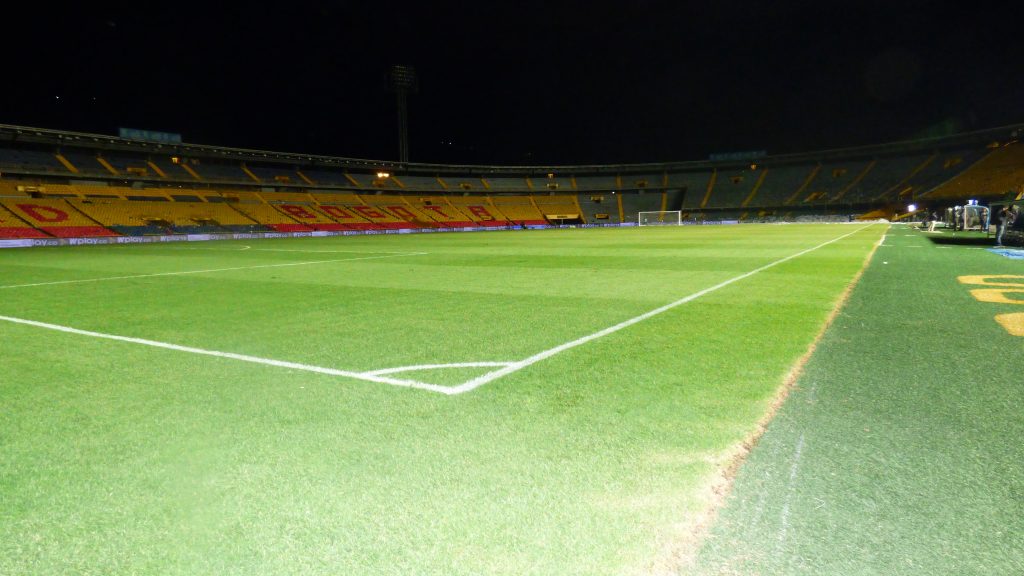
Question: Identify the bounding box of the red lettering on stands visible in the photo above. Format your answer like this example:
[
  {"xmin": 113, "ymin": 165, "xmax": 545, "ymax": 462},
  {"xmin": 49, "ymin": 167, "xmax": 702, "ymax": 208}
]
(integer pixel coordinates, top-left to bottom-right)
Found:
[
  {"xmin": 319, "ymin": 205, "xmax": 355, "ymax": 220},
  {"xmin": 279, "ymin": 204, "xmax": 317, "ymax": 220},
  {"xmin": 388, "ymin": 206, "xmax": 417, "ymax": 221},
  {"xmin": 422, "ymin": 205, "xmax": 451, "ymax": 218},
  {"xmin": 468, "ymin": 205, "xmax": 494, "ymax": 220},
  {"xmin": 352, "ymin": 206, "xmax": 387, "ymax": 219},
  {"xmin": 17, "ymin": 204, "xmax": 69, "ymax": 223}
]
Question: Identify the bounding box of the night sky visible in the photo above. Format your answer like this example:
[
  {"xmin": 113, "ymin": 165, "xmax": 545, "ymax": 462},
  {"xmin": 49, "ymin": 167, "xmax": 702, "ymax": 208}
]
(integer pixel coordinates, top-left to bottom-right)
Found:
[{"xmin": 5, "ymin": 1, "xmax": 1023, "ymax": 165}]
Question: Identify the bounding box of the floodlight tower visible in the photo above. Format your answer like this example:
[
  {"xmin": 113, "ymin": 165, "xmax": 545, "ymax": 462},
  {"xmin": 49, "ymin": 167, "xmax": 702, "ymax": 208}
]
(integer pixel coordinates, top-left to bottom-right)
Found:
[{"xmin": 389, "ymin": 65, "xmax": 418, "ymax": 163}]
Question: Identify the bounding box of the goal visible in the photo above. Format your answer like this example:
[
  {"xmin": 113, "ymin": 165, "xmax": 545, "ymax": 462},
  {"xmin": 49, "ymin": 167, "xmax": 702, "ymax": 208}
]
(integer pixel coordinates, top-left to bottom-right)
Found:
[{"xmin": 638, "ymin": 210, "xmax": 682, "ymax": 226}]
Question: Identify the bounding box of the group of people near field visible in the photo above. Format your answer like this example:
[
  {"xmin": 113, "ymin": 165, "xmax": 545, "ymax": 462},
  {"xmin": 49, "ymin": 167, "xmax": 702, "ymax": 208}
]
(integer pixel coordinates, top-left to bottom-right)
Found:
[
  {"xmin": 995, "ymin": 204, "xmax": 1019, "ymax": 247},
  {"xmin": 915, "ymin": 203, "xmax": 1020, "ymax": 246}
]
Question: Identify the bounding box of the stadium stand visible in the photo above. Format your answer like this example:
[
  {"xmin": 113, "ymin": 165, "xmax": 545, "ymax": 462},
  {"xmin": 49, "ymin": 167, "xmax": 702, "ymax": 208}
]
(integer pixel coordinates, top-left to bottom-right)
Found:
[
  {"xmin": 270, "ymin": 203, "xmax": 347, "ymax": 231},
  {"xmin": 620, "ymin": 191, "xmax": 664, "ymax": 223},
  {"xmin": 247, "ymin": 164, "xmax": 302, "ymax": 185},
  {"xmin": 673, "ymin": 171, "xmax": 715, "ymax": 210},
  {"xmin": 573, "ymin": 175, "xmax": 617, "ymax": 191},
  {"xmin": 490, "ymin": 195, "xmax": 547, "ymax": 225},
  {"xmin": 486, "ymin": 177, "xmax": 531, "ymax": 192},
  {"xmin": 188, "ymin": 160, "xmax": 249, "ymax": 182},
  {"xmin": 0, "ymin": 180, "xmax": 28, "ymax": 197},
  {"xmin": 446, "ymin": 195, "xmax": 508, "ymax": 227},
  {"xmin": 706, "ymin": 168, "xmax": 758, "ymax": 208},
  {"xmin": 925, "ymin": 142, "xmax": 1024, "ymax": 199},
  {"xmin": 230, "ymin": 202, "xmax": 312, "ymax": 232},
  {"xmin": 793, "ymin": 161, "xmax": 871, "ymax": 205},
  {"xmin": 101, "ymin": 153, "xmax": 154, "ymax": 177},
  {"xmin": 259, "ymin": 190, "xmax": 317, "ymax": 203},
  {"xmin": 533, "ymin": 194, "xmax": 584, "ymax": 222},
  {"xmin": 749, "ymin": 165, "xmax": 816, "ymax": 207},
  {"xmin": 58, "ymin": 150, "xmax": 110, "ymax": 176},
  {"xmin": 0, "ymin": 202, "xmax": 49, "ymax": 238},
  {"xmin": 147, "ymin": 158, "xmax": 199, "ymax": 180},
  {"xmin": 396, "ymin": 175, "xmax": 445, "ymax": 192},
  {"xmin": 0, "ymin": 122, "xmax": 1019, "ymax": 239},
  {"xmin": 623, "ymin": 173, "xmax": 666, "ymax": 192},
  {"xmin": 0, "ymin": 148, "xmax": 68, "ymax": 174},
  {"xmin": 299, "ymin": 169, "xmax": 356, "ymax": 187},
  {"xmin": 576, "ymin": 193, "xmax": 620, "ymax": 224},
  {"xmin": 532, "ymin": 174, "xmax": 573, "ymax": 192},
  {"xmin": 358, "ymin": 194, "xmax": 432, "ymax": 228},
  {"xmin": 838, "ymin": 155, "xmax": 926, "ymax": 204},
  {"xmin": 0, "ymin": 198, "xmax": 116, "ymax": 237},
  {"xmin": 903, "ymin": 147, "xmax": 991, "ymax": 199},
  {"xmin": 71, "ymin": 198, "xmax": 265, "ymax": 235},
  {"xmin": 443, "ymin": 175, "xmax": 484, "ymax": 191}
]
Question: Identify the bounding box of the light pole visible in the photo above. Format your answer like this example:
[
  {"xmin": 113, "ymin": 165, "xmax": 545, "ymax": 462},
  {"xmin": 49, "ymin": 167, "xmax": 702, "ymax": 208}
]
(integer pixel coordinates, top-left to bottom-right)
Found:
[{"xmin": 389, "ymin": 65, "xmax": 417, "ymax": 164}]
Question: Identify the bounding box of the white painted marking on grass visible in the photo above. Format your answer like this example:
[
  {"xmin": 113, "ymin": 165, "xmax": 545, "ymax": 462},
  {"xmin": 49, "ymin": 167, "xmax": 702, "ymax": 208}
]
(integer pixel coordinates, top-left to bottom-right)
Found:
[
  {"xmin": 175, "ymin": 246, "xmax": 420, "ymax": 255},
  {"xmin": 363, "ymin": 362, "xmax": 514, "ymax": 376},
  {"xmin": 0, "ymin": 315, "xmax": 457, "ymax": 395},
  {"xmin": 0, "ymin": 252, "xmax": 428, "ymax": 290},
  {"xmin": 447, "ymin": 225, "xmax": 877, "ymax": 394},
  {"xmin": 0, "ymin": 225, "xmax": 879, "ymax": 395},
  {"xmin": 248, "ymin": 248, "xmax": 425, "ymax": 255},
  {"xmin": 775, "ymin": 433, "xmax": 806, "ymax": 555}
]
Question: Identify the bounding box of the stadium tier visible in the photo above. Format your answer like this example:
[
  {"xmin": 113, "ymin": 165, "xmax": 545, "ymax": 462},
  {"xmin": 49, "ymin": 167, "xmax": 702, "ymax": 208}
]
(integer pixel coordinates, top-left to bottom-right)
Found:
[
  {"xmin": 446, "ymin": 195, "xmax": 509, "ymax": 226},
  {"xmin": 230, "ymin": 203, "xmax": 312, "ymax": 232},
  {"xmin": 0, "ymin": 122, "xmax": 1022, "ymax": 239},
  {"xmin": 70, "ymin": 198, "xmax": 265, "ymax": 235},
  {"xmin": 395, "ymin": 196, "xmax": 472, "ymax": 227},
  {"xmin": 0, "ymin": 202, "xmax": 49, "ymax": 238},
  {"xmin": 489, "ymin": 195, "xmax": 547, "ymax": 225},
  {"xmin": 0, "ymin": 198, "xmax": 117, "ymax": 237}
]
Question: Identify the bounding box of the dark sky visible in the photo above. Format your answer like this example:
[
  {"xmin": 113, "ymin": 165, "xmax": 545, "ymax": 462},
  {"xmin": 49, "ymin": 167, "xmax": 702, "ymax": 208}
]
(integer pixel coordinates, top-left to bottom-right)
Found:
[{"xmin": 4, "ymin": 1, "xmax": 1023, "ymax": 165}]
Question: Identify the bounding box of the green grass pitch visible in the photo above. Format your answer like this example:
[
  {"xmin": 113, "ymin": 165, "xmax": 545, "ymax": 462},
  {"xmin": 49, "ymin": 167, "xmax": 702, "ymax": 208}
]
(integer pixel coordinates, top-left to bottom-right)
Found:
[{"xmin": 1, "ymin": 224, "xmax": 884, "ymax": 575}]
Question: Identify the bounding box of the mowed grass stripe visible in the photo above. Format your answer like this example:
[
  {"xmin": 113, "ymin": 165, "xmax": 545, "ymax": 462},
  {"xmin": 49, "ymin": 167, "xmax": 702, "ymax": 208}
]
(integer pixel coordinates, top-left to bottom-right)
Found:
[
  {"xmin": 695, "ymin": 227, "xmax": 1024, "ymax": 574},
  {"xmin": 1, "ymin": 224, "xmax": 886, "ymax": 576},
  {"xmin": 1, "ymin": 225, "xmax": 875, "ymax": 390}
]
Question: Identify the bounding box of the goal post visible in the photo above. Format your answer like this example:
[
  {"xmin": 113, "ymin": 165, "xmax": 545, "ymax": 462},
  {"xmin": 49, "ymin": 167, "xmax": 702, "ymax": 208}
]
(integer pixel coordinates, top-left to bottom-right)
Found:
[{"xmin": 638, "ymin": 210, "xmax": 682, "ymax": 226}]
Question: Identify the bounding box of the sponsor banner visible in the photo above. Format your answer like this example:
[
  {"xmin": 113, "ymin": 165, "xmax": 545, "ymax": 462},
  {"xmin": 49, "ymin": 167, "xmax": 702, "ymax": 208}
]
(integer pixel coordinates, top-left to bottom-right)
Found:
[
  {"xmin": 116, "ymin": 236, "xmax": 158, "ymax": 244},
  {"xmin": 0, "ymin": 239, "xmax": 34, "ymax": 248},
  {"xmin": 0, "ymin": 220, "xmax": 632, "ymax": 248}
]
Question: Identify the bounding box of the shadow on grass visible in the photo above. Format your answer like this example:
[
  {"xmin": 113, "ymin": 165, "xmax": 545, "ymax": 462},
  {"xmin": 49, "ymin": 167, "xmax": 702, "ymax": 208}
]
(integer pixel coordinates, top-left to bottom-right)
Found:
[{"xmin": 924, "ymin": 232, "xmax": 994, "ymax": 246}]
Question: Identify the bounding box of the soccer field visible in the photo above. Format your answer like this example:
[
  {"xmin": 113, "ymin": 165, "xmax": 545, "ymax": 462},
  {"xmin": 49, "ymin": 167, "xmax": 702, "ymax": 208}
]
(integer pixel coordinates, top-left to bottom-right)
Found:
[{"xmin": 1, "ymin": 224, "xmax": 884, "ymax": 575}]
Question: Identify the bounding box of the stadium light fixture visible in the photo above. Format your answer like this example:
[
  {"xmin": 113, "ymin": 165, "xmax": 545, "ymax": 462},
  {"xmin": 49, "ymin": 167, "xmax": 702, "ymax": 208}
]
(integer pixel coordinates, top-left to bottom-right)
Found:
[
  {"xmin": 377, "ymin": 171, "xmax": 390, "ymax": 179},
  {"xmin": 907, "ymin": 203, "xmax": 917, "ymax": 212}
]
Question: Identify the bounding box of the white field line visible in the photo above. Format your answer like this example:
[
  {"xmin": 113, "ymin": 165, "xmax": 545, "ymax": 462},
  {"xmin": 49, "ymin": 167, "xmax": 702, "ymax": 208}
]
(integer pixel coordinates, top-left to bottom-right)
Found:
[
  {"xmin": 0, "ymin": 252, "xmax": 428, "ymax": 290},
  {"xmin": 448, "ymin": 225, "xmax": 876, "ymax": 394},
  {"xmin": 175, "ymin": 246, "xmax": 420, "ymax": 255},
  {"xmin": 775, "ymin": 433, "xmax": 806, "ymax": 557},
  {"xmin": 0, "ymin": 225, "xmax": 875, "ymax": 395},
  {"xmin": 363, "ymin": 362, "xmax": 514, "ymax": 376},
  {"xmin": 0, "ymin": 314, "xmax": 456, "ymax": 395}
]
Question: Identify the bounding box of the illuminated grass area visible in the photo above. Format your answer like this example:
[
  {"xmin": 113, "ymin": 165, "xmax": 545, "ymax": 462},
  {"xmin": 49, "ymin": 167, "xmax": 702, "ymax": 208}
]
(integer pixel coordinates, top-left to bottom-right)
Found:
[
  {"xmin": 696, "ymin": 227, "xmax": 1024, "ymax": 575},
  {"xmin": 0, "ymin": 224, "xmax": 883, "ymax": 575}
]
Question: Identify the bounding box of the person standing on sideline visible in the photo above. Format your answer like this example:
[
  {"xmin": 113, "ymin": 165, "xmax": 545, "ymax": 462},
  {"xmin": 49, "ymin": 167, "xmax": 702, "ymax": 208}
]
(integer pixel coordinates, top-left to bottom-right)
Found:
[
  {"xmin": 928, "ymin": 210, "xmax": 939, "ymax": 232},
  {"xmin": 996, "ymin": 204, "xmax": 1016, "ymax": 246}
]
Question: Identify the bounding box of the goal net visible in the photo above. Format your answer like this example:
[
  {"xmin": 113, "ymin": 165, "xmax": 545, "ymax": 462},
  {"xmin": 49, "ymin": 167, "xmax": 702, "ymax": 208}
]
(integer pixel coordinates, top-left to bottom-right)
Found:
[{"xmin": 638, "ymin": 210, "xmax": 682, "ymax": 226}]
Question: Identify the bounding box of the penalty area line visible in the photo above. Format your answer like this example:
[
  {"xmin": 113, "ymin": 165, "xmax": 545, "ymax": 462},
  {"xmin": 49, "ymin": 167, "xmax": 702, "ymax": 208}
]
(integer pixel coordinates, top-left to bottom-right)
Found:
[
  {"xmin": 0, "ymin": 252, "xmax": 429, "ymax": 290},
  {"xmin": 448, "ymin": 224, "xmax": 879, "ymax": 394},
  {"xmin": 0, "ymin": 314, "xmax": 457, "ymax": 395}
]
